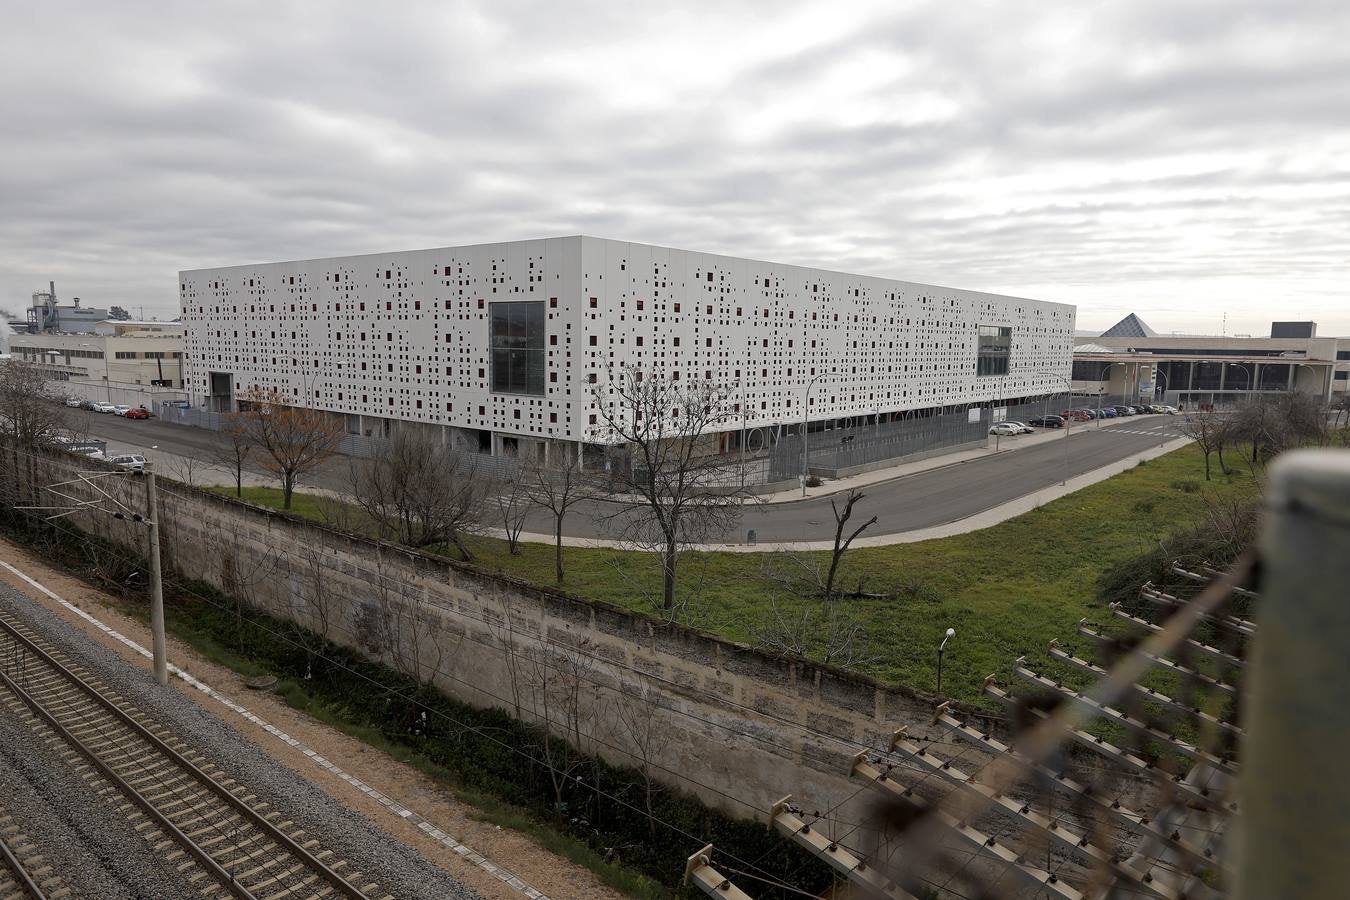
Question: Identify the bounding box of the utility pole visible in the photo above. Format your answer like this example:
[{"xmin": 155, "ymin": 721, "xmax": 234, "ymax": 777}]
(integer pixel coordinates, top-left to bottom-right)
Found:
[
  {"xmin": 18, "ymin": 465, "xmax": 169, "ymax": 686},
  {"xmin": 144, "ymin": 464, "xmax": 168, "ymax": 685}
]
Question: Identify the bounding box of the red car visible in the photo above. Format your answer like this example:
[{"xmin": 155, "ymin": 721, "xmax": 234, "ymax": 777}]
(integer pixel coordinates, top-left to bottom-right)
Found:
[
  {"xmin": 124, "ymin": 408, "xmax": 152, "ymax": 419},
  {"xmin": 1058, "ymin": 409, "xmax": 1092, "ymax": 423}
]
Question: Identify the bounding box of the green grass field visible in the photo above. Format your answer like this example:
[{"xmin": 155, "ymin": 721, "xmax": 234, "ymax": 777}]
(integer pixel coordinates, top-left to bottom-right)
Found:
[{"xmin": 218, "ymin": 443, "xmax": 1256, "ymax": 704}]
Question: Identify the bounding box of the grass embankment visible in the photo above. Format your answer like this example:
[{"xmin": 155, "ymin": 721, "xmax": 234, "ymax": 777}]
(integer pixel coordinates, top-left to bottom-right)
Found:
[{"xmin": 222, "ymin": 444, "xmax": 1257, "ymax": 705}]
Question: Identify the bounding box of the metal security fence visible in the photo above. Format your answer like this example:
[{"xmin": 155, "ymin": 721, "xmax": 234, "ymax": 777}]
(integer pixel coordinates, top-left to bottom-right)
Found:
[
  {"xmin": 156, "ymin": 403, "xmax": 524, "ymax": 478},
  {"xmin": 768, "ymin": 398, "xmax": 1064, "ymax": 480},
  {"xmin": 157, "ymin": 404, "xmax": 392, "ymax": 459}
]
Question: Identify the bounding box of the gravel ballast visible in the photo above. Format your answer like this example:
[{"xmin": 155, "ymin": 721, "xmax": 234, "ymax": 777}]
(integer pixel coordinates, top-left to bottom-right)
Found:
[
  {"xmin": 0, "ymin": 694, "xmax": 189, "ymax": 898},
  {"xmin": 0, "ymin": 580, "xmax": 482, "ymax": 900}
]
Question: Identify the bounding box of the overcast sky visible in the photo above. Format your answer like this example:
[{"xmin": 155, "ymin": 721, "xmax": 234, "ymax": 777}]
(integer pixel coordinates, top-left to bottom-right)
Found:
[{"xmin": 2, "ymin": 0, "xmax": 1346, "ymax": 335}]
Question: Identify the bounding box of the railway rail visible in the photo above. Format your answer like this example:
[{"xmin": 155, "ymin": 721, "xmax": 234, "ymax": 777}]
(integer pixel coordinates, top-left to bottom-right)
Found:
[
  {"xmin": 0, "ymin": 606, "xmax": 389, "ymax": 900},
  {"xmin": 0, "ymin": 809, "xmax": 61, "ymax": 900}
]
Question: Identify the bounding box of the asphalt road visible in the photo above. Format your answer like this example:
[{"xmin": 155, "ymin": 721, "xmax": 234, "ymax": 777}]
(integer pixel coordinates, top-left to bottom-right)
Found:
[{"xmin": 73, "ymin": 408, "xmax": 1181, "ymax": 542}]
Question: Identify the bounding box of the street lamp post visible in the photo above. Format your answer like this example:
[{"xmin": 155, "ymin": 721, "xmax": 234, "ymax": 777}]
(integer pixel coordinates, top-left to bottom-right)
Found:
[
  {"xmin": 936, "ymin": 627, "xmax": 955, "ymax": 696},
  {"xmin": 1034, "ymin": 372, "xmax": 1073, "ymax": 485},
  {"xmin": 1227, "ymin": 362, "xmax": 1253, "ymax": 407},
  {"xmin": 1095, "ymin": 362, "xmax": 1124, "ymax": 427},
  {"xmin": 801, "ymin": 371, "xmax": 832, "ymax": 496}
]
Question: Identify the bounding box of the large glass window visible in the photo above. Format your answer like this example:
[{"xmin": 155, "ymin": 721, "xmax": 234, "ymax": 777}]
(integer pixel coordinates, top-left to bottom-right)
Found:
[
  {"xmin": 976, "ymin": 325, "xmax": 1011, "ymax": 377},
  {"xmin": 489, "ymin": 301, "xmax": 545, "ymax": 395}
]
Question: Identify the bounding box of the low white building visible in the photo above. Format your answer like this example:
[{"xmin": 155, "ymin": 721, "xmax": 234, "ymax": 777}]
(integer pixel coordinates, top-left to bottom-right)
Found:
[
  {"xmin": 181, "ymin": 236, "xmax": 1076, "ymax": 459},
  {"xmin": 9, "ymin": 320, "xmax": 185, "ymax": 405},
  {"xmin": 1072, "ymin": 314, "xmax": 1349, "ymax": 407}
]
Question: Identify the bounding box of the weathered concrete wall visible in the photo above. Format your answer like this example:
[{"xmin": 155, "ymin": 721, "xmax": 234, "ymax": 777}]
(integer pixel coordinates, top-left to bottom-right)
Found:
[{"xmin": 12, "ymin": 446, "xmax": 972, "ymax": 831}]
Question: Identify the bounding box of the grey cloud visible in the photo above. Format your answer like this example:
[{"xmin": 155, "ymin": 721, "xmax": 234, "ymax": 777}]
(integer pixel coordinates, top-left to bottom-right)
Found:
[{"xmin": 1, "ymin": 0, "xmax": 1347, "ymax": 335}]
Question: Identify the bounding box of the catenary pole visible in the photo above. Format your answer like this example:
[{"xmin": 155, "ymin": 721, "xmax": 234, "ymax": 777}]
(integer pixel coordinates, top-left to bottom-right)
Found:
[{"xmin": 144, "ymin": 464, "xmax": 168, "ymax": 685}]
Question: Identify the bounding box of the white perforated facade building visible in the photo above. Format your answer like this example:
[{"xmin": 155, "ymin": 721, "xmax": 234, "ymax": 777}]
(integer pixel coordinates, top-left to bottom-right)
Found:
[{"xmin": 180, "ymin": 236, "xmax": 1075, "ymax": 456}]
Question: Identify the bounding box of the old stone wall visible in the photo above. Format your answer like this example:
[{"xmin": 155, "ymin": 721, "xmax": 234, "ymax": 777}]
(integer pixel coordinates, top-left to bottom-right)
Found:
[{"xmin": 11, "ymin": 446, "xmax": 974, "ymax": 830}]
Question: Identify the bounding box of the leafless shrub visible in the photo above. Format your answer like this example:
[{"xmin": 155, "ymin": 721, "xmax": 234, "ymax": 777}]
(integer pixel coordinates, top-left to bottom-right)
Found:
[
  {"xmin": 1229, "ymin": 393, "xmax": 1329, "ymax": 477},
  {"xmin": 751, "ymin": 594, "xmax": 880, "ymax": 669},
  {"xmin": 363, "ymin": 550, "xmax": 453, "ymax": 685},
  {"xmin": 349, "ymin": 429, "xmax": 487, "ymax": 559}
]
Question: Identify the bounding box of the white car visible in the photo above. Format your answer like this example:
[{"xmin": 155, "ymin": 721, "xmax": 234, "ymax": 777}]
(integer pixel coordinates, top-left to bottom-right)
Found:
[
  {"xmin": 92, "ymin": 402, "xmax": 117, "ymax": 414},
  {"xmin": 112, "ymin": 405, "xmax": 132, "ymax": 416},
  {"xmin": 64, "ymin": 397, "xmax": 83, "ymax": 408},
  {"xmin": 78, "ymin": 447, "xmax": 105, "ymax": 461},
  {"xmin": 107, "ymin": 454, "xmax": 147, "ymax": 471},
  {"xmin": 1004, "ymin": 421, "xmax": 1036, "ymax": 434},
  {"xmin": 1157, "ymin": 405, "xmax": 1179, "ymax": 415},
  {"xmin": 989, "ymin": 422, "xmax": 1023, "ymax": 436}
]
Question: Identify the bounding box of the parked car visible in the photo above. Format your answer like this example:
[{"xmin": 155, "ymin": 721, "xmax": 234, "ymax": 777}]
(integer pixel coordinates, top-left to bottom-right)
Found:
[
  {"xmin": 92, "ymin": 402, "xmax": 117, "ymax": 413},
  {"xmin": 1113, "ymin": 405, "xmax": 1135, "ymax": 416},
  {"xmin": 1028, "ymin": 415, "xmax": 1065, "ymax": 428},
  {"xmin": 107, "ymin": 454, "xmax": 147, "ymax": 471},
  {"xmin": 989, "ymin": 422, "xmax": 1022, "ymax": 436},
  {"xmin": 78, "ymin": 447, "xmax": 105, "ymax": 461},
  {"xmin": 1005, "ymin": 421, "xmax": 1036, "ymax": 434},
  {"xmin": 124, "ymin": 407, "xmax": 151, "ymax": 419},
  {"xmin": 63, "ymin": 397, "xmax": 83, "ymax": 408},
  {"xmin": 1130, "ymin": 405, "xmax": 1150, "ymax": 414},
  {"xmin": 1098, "ymin": 407, "xmax": 1117, "ymax": 418},
  {"xmin": 1059, "ymin": 409, "xmax": 1092, "ymax": 423},
  {"xmin": 78, "ymin": 399, "xmax": 96, "ymax": 411},
  {"xmin": 112, "ymin": 405, "xmax": 132, "ymax": 416},
  {"xmin": 1156, "ymin": 404, "xmax": 1179, "ymax": 414}
]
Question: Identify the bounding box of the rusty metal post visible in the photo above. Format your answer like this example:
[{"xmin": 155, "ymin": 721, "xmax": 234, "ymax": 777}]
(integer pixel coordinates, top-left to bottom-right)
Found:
[{"xmin": 1237, "ymin": 449, "xmax": 1350, "ymax": 899}]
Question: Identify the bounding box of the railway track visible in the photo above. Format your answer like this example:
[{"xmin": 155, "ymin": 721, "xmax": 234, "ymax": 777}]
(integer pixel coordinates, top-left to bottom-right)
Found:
[
  {"xmin": 0, "ymin": 607, "xmax": 390, "ymax": 900},
  {"xmin": 0, "ymin": 809, "xmax": 64, "ymax": 900}
]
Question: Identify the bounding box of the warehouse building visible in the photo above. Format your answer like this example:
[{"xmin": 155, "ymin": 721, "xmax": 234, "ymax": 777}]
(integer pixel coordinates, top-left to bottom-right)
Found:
[{"xmin": 180, "ymin": 236, "xmax": 1075, "ymax": 461}]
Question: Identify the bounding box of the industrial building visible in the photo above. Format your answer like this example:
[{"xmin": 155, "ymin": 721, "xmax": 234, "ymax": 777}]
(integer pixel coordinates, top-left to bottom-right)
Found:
[
  {"xmin": 9, "ymin": 320, "xmax": 185, "ymax": 405},
  {"xmin": 18, "ymin": 282, "xmax": 108, "ymax": 333},
  {"xmin": 1072, "ymin": 314, "xmax": 1349, "ymax": 407},
  {"xmin": 180, "ymin": 236, "xmax": 1075, "ymax": 460}
]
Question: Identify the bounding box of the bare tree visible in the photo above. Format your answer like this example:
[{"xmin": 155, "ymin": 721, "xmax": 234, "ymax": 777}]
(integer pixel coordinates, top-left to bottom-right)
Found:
[
  {"xmin": 292, "ymin": 545, "xmax": 341, "ymax": 680},
  {"xmin": 0, "ymin": 360, "xmax": 68, "ymax": 448},
  {"xmin": 0, "ymin": 360, "xmax": 69, "ymax": 504},
  {"xmin": 609, "ymin": 684, "xmax": 665, "ymax": 836},
  {"xmin": 591, "ymin": 366, "xmax": 748, "ymax": 611},
  {"xmin": 161, "ymin": 452, "xmax": 205, "ymax": 488},
  {"xmin": 349, "ymin": 429, "xmax": 486, "ymax": 559},
  {"xmin": 210, "ymin": 410, "xmax": 253, "ymax": 497},
  {"xmin": 235, "ymin": 387, "xmax": 344, "ymax": 509},
  {"xmin": 521, "ymin": 641, "xmax": 599, "ymax": 814},
  {"xmin": 1176, "ymin": 408, "xmax": 1227, "ymax": 480},
  {"xmin": 1336, "ymin": 395, "xmax": 1350, "ymax": 442},
  {"xmin": 823, "ymin": 488, "xmax": 877, "ymax": 600},
  {"xmin": 492, "ymin": 471, "xmax": 531, "ymax": 555},
  {"xmin": 524, "ymin": 458, "xmax": 599, "ymax": 583}
]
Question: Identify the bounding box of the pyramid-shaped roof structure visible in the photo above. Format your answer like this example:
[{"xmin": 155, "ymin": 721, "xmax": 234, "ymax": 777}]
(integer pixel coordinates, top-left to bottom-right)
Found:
[{"xmin": 1100, "ymin": 313, "xmax": 1156, "ymax": 338}]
